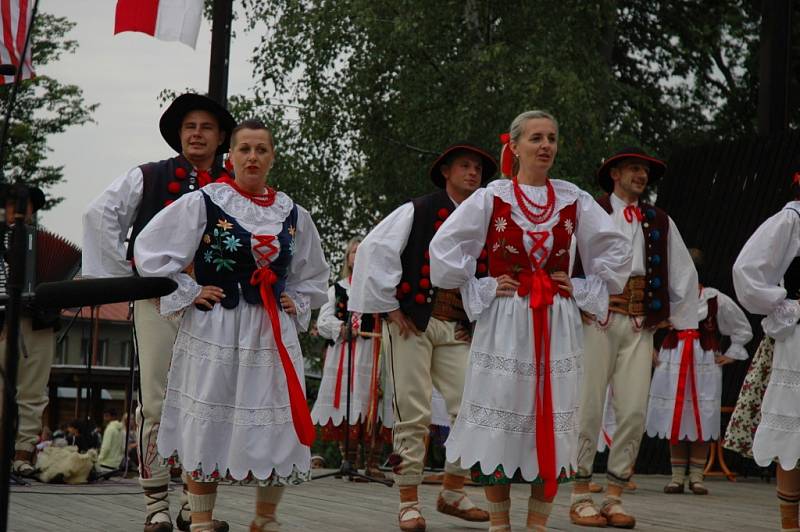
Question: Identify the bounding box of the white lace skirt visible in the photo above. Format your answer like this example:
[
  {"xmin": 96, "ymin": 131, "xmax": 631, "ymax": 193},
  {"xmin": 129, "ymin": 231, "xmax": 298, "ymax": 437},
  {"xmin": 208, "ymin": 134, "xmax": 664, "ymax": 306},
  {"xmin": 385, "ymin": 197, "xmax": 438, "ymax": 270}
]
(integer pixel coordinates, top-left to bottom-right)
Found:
[
  {"xmin": 645, "ymin": 339, "xmax": 721, "ymax": 442},
  {"xmin": 596, "ymin": 386, "xmax": 617, "ymax": 453},
  {"xmin": 753, "ymin": 325, "xmax": 800, "ymax": 468},
  {"xmin": 311, "ymin": 336, "xmax": 381, "ymax": 426},
  {"xmin": 157, "ymin": 303, "xmax": 311, "ymax": 482},
  {"xmin": 445, "ymin": 293, "xmax": 583, "ymax": 481}
]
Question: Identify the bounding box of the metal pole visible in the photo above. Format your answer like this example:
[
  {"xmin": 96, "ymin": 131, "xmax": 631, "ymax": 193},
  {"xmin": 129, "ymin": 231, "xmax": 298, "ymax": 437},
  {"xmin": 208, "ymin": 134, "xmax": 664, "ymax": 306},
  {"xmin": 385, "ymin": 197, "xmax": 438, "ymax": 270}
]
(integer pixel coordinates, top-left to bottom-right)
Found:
[{"xmin": 208, "ymin": 0, "xmax": 233, "ymax": 107}]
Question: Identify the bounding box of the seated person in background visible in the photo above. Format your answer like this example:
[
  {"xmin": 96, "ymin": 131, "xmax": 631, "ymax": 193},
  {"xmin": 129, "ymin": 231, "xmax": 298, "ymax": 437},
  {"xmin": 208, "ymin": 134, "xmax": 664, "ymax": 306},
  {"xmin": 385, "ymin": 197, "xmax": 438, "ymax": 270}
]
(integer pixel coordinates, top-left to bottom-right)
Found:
[{"xmin": 97, "ymin": 407, "xmax": 125, "ymax": 472}]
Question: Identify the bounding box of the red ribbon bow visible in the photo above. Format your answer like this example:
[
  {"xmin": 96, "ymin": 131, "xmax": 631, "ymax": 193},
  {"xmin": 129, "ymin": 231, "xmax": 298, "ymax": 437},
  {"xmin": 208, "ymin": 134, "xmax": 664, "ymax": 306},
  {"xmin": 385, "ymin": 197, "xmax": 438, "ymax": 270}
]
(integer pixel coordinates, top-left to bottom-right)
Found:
[
  {"xmin": 517, "ymin": 267, "xmax": 559, "ymax": 498},
  {"xmin": 250, "ymin": 264, "xmax": 315, "ymax": 447},
  {"xmin": 623, "ymin": 204, "xmax": 643, "ymax": 224},
  {"xmin": 499, "ymin": 132, "xmax": 514, "ymax": 177},
  {"xmin": 670, "ymin": 329, "xmax": 703, "ymax": 445},
  {"xmin": 196, "ymin": 169, "xmax": 213, "ymax": 188}
]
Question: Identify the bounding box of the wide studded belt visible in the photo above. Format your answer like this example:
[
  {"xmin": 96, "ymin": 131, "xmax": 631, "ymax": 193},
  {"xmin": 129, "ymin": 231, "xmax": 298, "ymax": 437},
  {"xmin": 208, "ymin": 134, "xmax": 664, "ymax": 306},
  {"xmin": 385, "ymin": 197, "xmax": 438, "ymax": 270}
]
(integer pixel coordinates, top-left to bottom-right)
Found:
[
  {"xmin": 430, "ymin": 288, "xmax": 468, "ymax": 323},
  {"xmin": 608, "ymin": 276, "xmax": 646, "ymax": 316}
]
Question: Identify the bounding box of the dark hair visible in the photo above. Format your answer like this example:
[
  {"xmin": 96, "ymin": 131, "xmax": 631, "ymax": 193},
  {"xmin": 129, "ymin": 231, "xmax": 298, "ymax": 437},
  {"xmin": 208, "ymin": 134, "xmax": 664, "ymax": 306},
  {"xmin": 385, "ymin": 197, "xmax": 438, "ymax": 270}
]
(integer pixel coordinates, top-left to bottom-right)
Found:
[
  {"xmin": 231, "ymin": 118, "xmax": 273, "ymax": 148},
  {"xmin": 103, "ymin": 407, "xmax": 118, "ymax": 418},
  {"xmin": 439, "ymin": 148, "xmax": 482, "ymax": 171}
]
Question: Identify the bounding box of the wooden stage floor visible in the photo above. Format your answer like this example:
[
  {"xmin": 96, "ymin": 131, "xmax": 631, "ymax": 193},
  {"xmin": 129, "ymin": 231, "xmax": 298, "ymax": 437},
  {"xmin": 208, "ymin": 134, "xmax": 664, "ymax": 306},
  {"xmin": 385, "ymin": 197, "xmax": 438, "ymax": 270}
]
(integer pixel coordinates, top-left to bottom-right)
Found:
[{"xmin": 8, "ymin": 471, "xmax": 778, "ymax": 531}]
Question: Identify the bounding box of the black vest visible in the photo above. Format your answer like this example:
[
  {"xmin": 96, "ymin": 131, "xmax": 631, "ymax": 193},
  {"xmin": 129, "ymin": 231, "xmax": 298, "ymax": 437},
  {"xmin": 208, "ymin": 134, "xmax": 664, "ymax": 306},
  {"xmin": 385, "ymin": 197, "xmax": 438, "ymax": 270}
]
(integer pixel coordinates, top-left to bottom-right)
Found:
[{"xmin": 126, "ymin": 156, "xmax": 229, "ymax": 261}]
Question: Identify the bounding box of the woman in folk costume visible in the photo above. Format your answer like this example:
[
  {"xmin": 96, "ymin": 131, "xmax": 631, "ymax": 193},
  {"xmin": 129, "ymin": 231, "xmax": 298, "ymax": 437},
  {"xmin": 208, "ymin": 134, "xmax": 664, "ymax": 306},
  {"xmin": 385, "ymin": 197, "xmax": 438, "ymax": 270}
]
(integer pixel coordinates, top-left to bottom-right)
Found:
[
  {"xmin": 311, "ymin": 237, "xmax": 389, "ymax": 478},
  {"xmin": 134, "ymin": 119, "xmax": 329, "ymax": 532},
  {"xmin": 429, "ymin": 110, "xmax": 631, "ymax": 532},
  {"xmin": 732, "ymin": 172, "xmax": 800, "ymax": 532},
  {"xmin": 645, "ymin": 248, "xmax": 752, "ymax": 495}
]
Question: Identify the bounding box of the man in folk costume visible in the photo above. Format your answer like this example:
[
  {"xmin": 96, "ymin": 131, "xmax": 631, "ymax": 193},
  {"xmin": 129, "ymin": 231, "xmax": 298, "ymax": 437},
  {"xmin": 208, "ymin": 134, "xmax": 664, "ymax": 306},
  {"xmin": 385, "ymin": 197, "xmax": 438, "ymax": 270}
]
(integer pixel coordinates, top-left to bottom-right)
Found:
[
  {"xmin": 646, "ymin": 247, "xmax": 752, "ymax": 496},
  {"xmin": 82, "ymin": 93, "xmax": 234, "ymax": 532},
  {"xmin": 349, "ymin": 143, "xmax": 495, "ymax": 531},
  {"xmin": 570, "ymin": 148, "xmax": 698, "ymax": 528}
]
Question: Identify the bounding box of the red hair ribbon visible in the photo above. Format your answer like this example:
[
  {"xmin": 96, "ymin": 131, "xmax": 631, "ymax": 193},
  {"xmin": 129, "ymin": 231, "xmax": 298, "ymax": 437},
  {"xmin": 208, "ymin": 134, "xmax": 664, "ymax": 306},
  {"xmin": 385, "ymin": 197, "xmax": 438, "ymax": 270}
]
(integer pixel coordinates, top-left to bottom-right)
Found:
[
  {"xmin": 249, "ymin": 235, "xmax": 315, "ymax": 447},
  {"xmin": 669, "ymin": 329, "xmax": 703, "ymax": 445},
  {"xmin": 499, "ymin": 132, "xmax": 514, "ymax": 177}
]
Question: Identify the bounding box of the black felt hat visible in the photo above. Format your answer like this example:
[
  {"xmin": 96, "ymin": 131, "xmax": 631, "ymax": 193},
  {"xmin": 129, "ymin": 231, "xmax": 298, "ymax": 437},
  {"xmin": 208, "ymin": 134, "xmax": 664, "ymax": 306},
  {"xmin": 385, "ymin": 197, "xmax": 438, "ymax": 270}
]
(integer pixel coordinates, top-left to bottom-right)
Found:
[
  {"xmin": 0, "ymin": 183, "xmax": 45, "ymax": 212},
  {"xmin": 159, "ymin": 93, "xmax": 236, "ymax": 156},
  {"xmin": 597, "ymin": 147, "xmax": 666, "ymax": 193},
  {"xmin": 429, "ymin": 143, "xmax": 498, "ymax": 188}
]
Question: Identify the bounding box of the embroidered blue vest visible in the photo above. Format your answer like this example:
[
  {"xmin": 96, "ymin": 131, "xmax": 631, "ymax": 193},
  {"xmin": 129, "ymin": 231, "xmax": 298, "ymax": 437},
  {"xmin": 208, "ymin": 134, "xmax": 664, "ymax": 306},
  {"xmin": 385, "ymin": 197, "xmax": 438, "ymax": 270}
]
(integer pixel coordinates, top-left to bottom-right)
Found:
[{"xmin": 193, "ymin": 190, "xmax": 298, "ymax": 310}]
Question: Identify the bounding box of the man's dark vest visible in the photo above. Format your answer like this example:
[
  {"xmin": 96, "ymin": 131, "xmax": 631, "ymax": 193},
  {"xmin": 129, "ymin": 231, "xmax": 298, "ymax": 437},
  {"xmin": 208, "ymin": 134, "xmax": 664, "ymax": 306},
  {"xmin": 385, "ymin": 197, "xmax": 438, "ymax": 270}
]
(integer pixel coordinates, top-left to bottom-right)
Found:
[
  {"xmin": 396, "ymin": 189, "xmax": 487, "ymax": 332},
  {"xmin": 574, "ymin": 194, "xmax": 670, "ymax": 328},
  {"xmin": 192, "ymin": 190, "xmax": 297, "ymax": 310},
  {"xmin": 126, "ymin": 156, "xmax": 229, "ymax": 261}
]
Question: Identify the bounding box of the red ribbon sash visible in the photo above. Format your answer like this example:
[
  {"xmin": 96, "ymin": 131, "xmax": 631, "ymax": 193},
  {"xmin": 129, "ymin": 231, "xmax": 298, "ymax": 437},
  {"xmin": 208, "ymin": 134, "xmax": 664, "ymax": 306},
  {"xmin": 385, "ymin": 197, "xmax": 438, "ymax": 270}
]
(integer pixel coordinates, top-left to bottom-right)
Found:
[
  {"xmin": 670, "ymin": 329, "xmax": 703, "ymax": 445},
  {"xmin": 249, "ymin": 236, "xmax": 315, "ymax": 447},
  {"xmin": 517, "ymin": 266, "xmax": 559, "ymax": 499}
]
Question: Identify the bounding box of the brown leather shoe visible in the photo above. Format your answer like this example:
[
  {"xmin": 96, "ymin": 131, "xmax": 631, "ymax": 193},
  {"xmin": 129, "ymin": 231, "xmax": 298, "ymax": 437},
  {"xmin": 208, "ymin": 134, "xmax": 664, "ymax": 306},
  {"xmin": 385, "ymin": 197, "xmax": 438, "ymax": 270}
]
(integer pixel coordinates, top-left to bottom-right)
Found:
[
  {"xmin": 436, "ymin": 492, "xmax": 490, "ymax": 522},
  {"xmin": 398, "ymin": 502, "xmax": 426, "ymax": 531},
  {"xmin": 569, "ymin": 499, "xmax": 607, "ymax": 527},
  {"xmin": 663, "ymin": 481, "xmax": 684, "ymax": 494},
  {"xmin": 589, "ymin": 482, "xmax": 605, "ymax": 493},
  {"xmin": 689, "ymin": 481, "xmax": 708, "ymax": 495},
  {"xmin": 600, "ymin": 499, "xmax": 636, "ymax": 529}
]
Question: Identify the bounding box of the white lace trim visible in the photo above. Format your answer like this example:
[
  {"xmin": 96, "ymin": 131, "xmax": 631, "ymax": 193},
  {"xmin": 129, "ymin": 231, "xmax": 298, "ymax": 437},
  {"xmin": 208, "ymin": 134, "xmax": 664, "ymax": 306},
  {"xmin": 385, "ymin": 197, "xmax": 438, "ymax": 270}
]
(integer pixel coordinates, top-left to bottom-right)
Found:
[
  {"xmin": 460, "ymin": 277, "xmax": 497, "ymax": 321},
  {"xmin": 160, "ymin": 273, "xmax": 202, "ymax": 317},
  {"xmin": 472, "ymin": 350, "xmax": 582, "ymax": 378},
  {"xmin": 724, "ymin": 343, "xmax": 749, "ymax": 361},
  {"xmin": 284, "ymin": 289, "xmax": 311, "ymax": 331},
  {"xmin": 647, "ymin": 396, "xmax": 719, "ymax": 408},
  {"xmin": 174, "ymin": 330, "xmax": 300, "ymax": 369},
  {"xmin": 769, "ymin": 368, "xmax": 800, "ymax": 389},
  {"xmin": 760, "ymin": 412, "xmax": 800, "ymax": 433},
  {"xmin": 487, "ymin": 178, "xmax": 581, "ymax": 213},
  {"xmin": 461, "ymin": 401, "xmax": 577, "ymax": 434},
  {"xmin": 202, "ymin": 183, "xmax": 294, "ymax": 234},
  {"xmin": 164, "ymin": 388, "xmax": 293, "ymax": 427},
  {"xmin": 761, "ymin": 299, "xmax": 800, "ymax": 341},
  {"xmin": 572, "ymin": 275, "xmax": 609, "ymax": 322}
]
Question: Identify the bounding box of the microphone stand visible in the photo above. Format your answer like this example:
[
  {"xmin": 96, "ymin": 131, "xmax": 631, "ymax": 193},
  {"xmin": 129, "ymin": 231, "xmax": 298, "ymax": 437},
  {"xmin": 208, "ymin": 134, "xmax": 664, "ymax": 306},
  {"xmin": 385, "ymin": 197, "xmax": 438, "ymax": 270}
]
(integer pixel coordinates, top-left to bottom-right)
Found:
[{"xmin": 313, "ymin": 310, "xmax": 392, "ymax": 486}]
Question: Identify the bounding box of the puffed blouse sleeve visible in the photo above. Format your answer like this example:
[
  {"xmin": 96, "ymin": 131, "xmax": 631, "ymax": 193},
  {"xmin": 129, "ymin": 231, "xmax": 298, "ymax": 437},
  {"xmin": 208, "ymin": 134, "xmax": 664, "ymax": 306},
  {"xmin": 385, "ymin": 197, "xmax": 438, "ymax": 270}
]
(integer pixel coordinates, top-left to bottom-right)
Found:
[
  {"xmin": 133, "ymin": 191, "xmax": 206, "ymax": 317},
  {"xmin": 429, "ymin": 188, "xmax": 498, "ymax": 321},
  {"xmin": 714, "ymin": 290, "xmax": 752, "ymax": 360},
  {"xmin": 316, "ymin": 285, "xmax": 342, "ymax": 342},
  {"xmin": 571, "ymin": 190, "xmax": 632, "ymax": 321},
  {"xmin": 283, "ymin": 205, "xmax": 331, "ymax": 332},
  {"xmin": 733, "ymin": 206, "xmax": 800, "ymax": 340}
]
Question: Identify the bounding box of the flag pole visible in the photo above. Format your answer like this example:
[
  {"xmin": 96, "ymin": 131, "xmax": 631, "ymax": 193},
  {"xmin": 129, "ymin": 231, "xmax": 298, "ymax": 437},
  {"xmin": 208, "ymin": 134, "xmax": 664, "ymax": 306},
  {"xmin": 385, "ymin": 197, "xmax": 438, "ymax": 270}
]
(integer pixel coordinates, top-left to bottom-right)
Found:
[{"xmin": 208, "ymin": 0, "xmax": 233, "ymax": 108}]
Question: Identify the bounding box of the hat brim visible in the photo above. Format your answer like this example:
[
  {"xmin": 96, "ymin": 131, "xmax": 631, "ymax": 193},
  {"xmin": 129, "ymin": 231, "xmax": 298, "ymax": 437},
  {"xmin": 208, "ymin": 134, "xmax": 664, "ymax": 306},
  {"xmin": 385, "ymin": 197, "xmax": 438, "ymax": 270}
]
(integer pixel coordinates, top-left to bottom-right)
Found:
[
  {"xmin": 429, "ymin": 145, "xmax": 498, "ymax": 188},
  {"xmin": 597, "ymin": 153, "xmax": 666, "ymax": 193},
  {"xmin": 159, "ymin": 93, "xmax": 236, "ymax": 156},
  {"xmin": 0, "ymin": 183, "xmax": 45, "ymax": 212}
]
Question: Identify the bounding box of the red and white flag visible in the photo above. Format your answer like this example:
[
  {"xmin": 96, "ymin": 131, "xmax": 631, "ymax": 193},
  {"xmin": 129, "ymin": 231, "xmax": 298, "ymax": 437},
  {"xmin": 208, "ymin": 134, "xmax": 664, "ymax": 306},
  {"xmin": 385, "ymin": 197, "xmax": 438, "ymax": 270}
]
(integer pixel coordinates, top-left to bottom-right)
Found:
[
  {"xmin": 0, "ymin": 0, "xmax": 35, "ymax": 85},
  {"xmin": 114, "ymin": 0, "xmax": 204, "ymax": 49}
]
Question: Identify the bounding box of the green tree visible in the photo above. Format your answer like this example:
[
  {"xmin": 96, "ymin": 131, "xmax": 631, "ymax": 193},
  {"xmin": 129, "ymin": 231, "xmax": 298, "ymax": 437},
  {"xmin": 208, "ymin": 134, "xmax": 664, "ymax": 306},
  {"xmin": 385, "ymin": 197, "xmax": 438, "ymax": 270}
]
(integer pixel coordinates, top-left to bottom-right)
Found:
[
  {"xmin": 0, "ymin": 12, "xmax": 98, "ymax": 209},
  {"xmin": 239, "ymin": 0, "xmax": 797, "ymax": 261}
]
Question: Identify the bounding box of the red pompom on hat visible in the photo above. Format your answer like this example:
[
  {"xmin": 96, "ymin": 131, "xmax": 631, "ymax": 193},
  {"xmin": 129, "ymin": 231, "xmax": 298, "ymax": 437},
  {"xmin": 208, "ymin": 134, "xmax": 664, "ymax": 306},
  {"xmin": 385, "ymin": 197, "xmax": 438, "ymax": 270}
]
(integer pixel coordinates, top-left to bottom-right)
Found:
[
  {"xmin": 174, "ymin": 167, "xmax": 187, "ymax": 180},
  {"xmin": 167, "ymin": 181, "xmax": 181, "ymax": 194}
]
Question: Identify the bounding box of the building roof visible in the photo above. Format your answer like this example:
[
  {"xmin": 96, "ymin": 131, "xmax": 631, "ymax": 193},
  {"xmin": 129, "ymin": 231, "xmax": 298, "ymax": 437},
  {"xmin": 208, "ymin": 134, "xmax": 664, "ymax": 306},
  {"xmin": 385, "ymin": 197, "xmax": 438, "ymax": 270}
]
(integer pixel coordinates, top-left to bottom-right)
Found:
[{"xmin": 62, "ymin": 302, "xmax": 132, "ymax": 322}]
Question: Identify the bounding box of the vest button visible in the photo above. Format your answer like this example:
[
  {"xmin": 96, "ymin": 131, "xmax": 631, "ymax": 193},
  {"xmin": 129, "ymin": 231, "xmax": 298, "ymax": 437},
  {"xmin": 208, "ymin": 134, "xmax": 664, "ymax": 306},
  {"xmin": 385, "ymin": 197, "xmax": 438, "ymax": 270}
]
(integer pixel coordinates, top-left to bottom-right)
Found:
[
  {"xmin": 646, "ymin": 208, "xmax": 656, "ymax": 220},
  {"xmin": 648, "ymin": 254, "xmax": 661, "ymax": 265},
  {"xmin": 650, "ymin": 229, "xmax": 661, "ymax": 241},
  {"xmin": 414, "ymin": 294, "xmax": 425, "ymax": 304},
  {"xmin": 649, "ymin": 277, "xmax": 662, "ymax": 289},
  {"xmin": 649, "ymin": 299, "xmax": 662, "ymax": 310}
]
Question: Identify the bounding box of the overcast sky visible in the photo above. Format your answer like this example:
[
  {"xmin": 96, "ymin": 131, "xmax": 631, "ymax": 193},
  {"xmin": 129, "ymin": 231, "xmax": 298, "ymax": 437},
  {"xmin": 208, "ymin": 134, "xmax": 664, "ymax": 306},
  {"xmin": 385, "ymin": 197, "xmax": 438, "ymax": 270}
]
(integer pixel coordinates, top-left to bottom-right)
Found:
[{"xmin": 37, "ymin": 0, "xmax": 262, "ymax": 247}]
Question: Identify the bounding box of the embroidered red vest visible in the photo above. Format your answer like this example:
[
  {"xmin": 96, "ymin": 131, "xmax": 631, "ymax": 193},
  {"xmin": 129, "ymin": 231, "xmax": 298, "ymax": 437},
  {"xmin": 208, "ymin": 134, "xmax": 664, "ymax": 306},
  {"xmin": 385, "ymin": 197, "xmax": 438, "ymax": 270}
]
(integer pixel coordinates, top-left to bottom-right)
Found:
[
  {"xmin": 486, "ymin": 195, "xmax": 577, "ymax": 277},
  {"xmin": 662, "ymin": 295, "xmax": 719, "ymax": 351}
]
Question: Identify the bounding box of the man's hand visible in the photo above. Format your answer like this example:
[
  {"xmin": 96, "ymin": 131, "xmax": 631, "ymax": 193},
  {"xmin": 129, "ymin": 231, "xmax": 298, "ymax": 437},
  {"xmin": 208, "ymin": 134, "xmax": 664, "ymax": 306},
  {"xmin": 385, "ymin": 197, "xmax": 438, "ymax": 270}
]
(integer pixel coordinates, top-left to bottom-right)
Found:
[
  {"xmin": 387, "ymin": 309, "xmax": 420, "ymax": 339},
  {"xmin": 454, "ymin": 323, "xmax": 472, "ymax": 343},
  {"xmin": 495, "ymin": 274, "xmax": 520, "ymax": 297},
  {"xmin": 580, "ymin": 310, "xmax": 596, "ymax": 325},
  {"xmin": 715, "ymin": 354, "xmax": 735, "ymax": 366},
  {"xmin": 193, "ymin": 285, "xmax": 225, "ymax": 310},
  {"xmin": 550, "ymin": 271, "xmax": 573, "ymax": 297},
  {"xmin": 280, "ymin": 293, "xmax": 297, "ymax": 315}
]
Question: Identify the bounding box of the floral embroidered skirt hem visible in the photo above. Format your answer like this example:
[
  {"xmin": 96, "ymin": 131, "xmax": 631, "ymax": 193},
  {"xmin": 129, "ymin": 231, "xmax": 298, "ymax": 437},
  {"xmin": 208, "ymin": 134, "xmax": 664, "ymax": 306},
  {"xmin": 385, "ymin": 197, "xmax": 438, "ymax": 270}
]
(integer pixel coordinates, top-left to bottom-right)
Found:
[{"xmin": 470, "ymin": 464, "xmax": 574, "ymax": 486}]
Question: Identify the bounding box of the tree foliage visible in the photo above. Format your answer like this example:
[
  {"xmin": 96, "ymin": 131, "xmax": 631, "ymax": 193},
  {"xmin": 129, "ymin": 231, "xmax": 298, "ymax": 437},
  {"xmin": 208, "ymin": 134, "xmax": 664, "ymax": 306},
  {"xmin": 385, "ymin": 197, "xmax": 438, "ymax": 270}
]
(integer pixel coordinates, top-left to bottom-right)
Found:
[
  {"xmin": 0, "ymin": 12, "xmax": 98, "ymax": 209},
  {"xmin": 236, "ymin": 0, "xmax": 798, "ymax": 264}
]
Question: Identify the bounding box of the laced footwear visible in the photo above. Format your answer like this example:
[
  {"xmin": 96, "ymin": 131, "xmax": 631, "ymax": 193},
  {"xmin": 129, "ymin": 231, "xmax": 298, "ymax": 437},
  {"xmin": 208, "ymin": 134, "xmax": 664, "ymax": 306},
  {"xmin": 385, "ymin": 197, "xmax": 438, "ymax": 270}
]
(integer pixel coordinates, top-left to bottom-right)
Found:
[
  {"xmin": 689, "ymin": 481, "xmax": 708, "ymax": 495},
  {"xmin": 398, "ymin": 501, "xmax": 426, "ymax": 531},
  {"xmin": 663, "ymin": 481, "xmax": 684, "ymax": 494},
  {"xmin": 436, "ymin": 489, "xmax": 490, "ymax": 522},
  {"xmin": 143, "ymin": 486, "xmax": 173, "ymax": 532},
  {"xmin": 144, "ymin": 511, "xmax": 173, "ymax": 532},
  {"xmin": 599, "ymin": 497, "xmax": 635, "ymax": 529},
  {"xmin": 569, "ymin": 497, "xmax": 607, "ymax": 528},
  {"xmin": 250, "ymin": 515, "xmax": 280, "ymax": 532},
  {"xmin": 175, "ymin": 503, "xmax": 230, "ymax": 532}
]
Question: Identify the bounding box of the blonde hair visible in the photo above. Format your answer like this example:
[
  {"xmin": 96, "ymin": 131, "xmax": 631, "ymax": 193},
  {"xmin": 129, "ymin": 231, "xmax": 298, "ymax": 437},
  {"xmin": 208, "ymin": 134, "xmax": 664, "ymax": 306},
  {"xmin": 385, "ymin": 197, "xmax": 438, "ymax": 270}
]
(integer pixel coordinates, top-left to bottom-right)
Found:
[
  {"xmin": 505, "ymin": 110, "xmax": 559, "ymax": 177},
  {"xmin": 340, "ymin": 237, "xmax": 361, "ymax": 278}
]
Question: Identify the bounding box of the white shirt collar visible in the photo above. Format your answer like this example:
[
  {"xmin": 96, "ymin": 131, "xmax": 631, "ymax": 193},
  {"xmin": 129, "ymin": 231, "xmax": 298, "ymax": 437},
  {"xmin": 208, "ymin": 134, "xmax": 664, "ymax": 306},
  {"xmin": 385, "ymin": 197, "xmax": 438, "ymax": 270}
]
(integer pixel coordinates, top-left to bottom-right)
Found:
[{"xmin": 610, "ymin": 192, "xmax": 638, "ymax": 210}]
